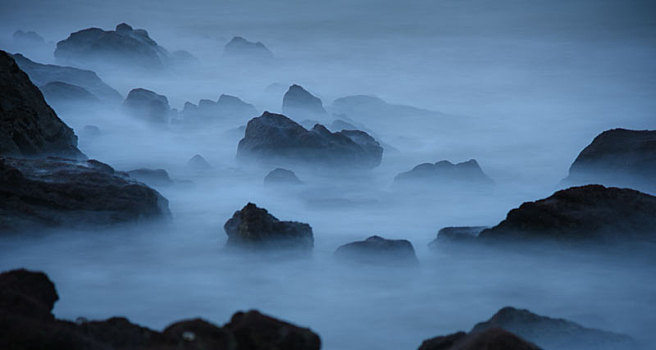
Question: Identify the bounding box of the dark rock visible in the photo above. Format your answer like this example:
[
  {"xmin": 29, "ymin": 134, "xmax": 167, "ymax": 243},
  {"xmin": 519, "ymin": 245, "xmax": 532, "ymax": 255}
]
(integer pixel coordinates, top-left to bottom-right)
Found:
[
  {"xmin": 224, "ymin": 36, "xmax": 273, "ymax": 60},
  {"xmin": 187, "ymin": 154, "xmax": 212, "ymax": 170},
  {"xmin": 182, "ymin": 94, "xmax": 258, "ymax": 125},
  {"xmin": 471, "ymin": 306, "xmax": 635, "ymax": 350},
  {"xmin": 0, "ymin": 157, "xmax": 170, "ymax": 233},
  {"xmin": 11, "ymin": 53, "xmax": 122, "ymax": 103},
  {"xmin": 282, "ymin": 84, "xmax": 326, "ymax": 118},
  {"xmin": 478, "ymin": 185, "xmax": 656, "ymax": 245},
  {"xmin": 335, "ymin": 235, "xmax": 418, "ymax": 265},
  {"xmin": 55, "ymin": 23, "xmax": 170, "ymax": 70},
  {"xmin": 429, "ymin": 226, "xmax": 488, "ymax": 247},
  {"xmin": 0, "ymin": 269, "xmax": 58, "ymax": 320},
  {"xmin": 395, "ymin": 159, "xmax": 493, "ymax": 187},
  {"xmin": 237, "ymin": 111, "xmax": 383, "ymax": 169},
  {"xmin": 39, "ymin": 81, "xmax": 100, "ymax": 108},
  {"xmin": 0, "ymin": 50, "xmax": 83, "ymax": 158},
  {"xmin": 123, "ymin": 88, "xmax": 172, "ymax": 124},
  {"xmin": 264, "ymin": 168, "xmax": 302, "ymax": 185},
  {"xmin": 419, "ymin": 328, "xmax": 540, "ymax": 350},
  {"xmin": 224, "ymin": 202, "xmax": 313, "ymax": 250},
  {"xmin": 160, "ymin": 318, "xmax": 236, "ymax": 349},
  {"xmin": 225, "ymin": 310, "xmax": 321, "ymax": 350},
  {"xmin": 563, "ymin": 128, "xmax": 656, "ymax": 192},
  {"xmin": 127, "ymin": 168, "xmax": 173, "ymax": 186}
]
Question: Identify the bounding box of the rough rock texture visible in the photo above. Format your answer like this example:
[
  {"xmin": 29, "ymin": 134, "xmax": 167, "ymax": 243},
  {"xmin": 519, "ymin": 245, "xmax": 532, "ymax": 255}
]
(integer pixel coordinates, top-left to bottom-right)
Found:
[
  {"xmin": 264, "ymin": 168, "xmax": 302, "ymax": 185},
  {"xmin": 564, "ymin": 128, "xmax": 656, "ymax": 192},
  {"xmin": 127, "ymin": 168, "xmax": 173, "ymax": 187},
  {"xmin": 335, "ymin": 235, "xmax": 418, "ymax": 265},
  {"xmin": 0, "ymin": 157, "xmax": 170, "ymax": 233},
  {"xmin": 123, "ymin": 88, "xmax": 171, "ymax": 124},
  {"xmin": 237, "ymin": 112, "xmax": 383, "ymax": 169},
  {"xmin": 54, "ymin": 23, "xmax": 170, "ymax": 70},
  {"xmin": 395, "ymin": 159, "xmax": 493, "ymax": 186},
  {"xmin": 0, "ymin": 268, "xmax": 321, "ymax": 350},
  {"xmin": 282, "ymin": 84, "xmax": 326, "ymax": 118},
  {"xmin": 429, "ymin": 226, "xmax": 488, "ymax": 247},
  {"xmin": 182, "ymin": 94, "xmax": 258, "ymax": 125},
  {"xmin": 40, "ymin": 81, "xmax": 100, "ymax": 107},
  {"xmin": 478, "ymin": 185, "xmax": 656, "ymax": 244},
  {"xmin": 0, "ymin": 50, "xmax": 83, "ymax": 158},
  {"xmin": 187, "ymin": 154, "xmax": 212, "ymax": 170},
  {"xmin": 471, "ymin": 307, "xmax": 635, "ymax": 350},
  {"xmin": 224, "ymin": 202, "xmax": 314, "ymax": 250},
  {"xmin": 12, "ymin": 53, "xmax": 122, "ymax": 103},
  {"xmin": 419, "ymin": 328, "xmax": 540, "ymax": 350},
  {"xmin": 224, "ymin": 36, "xmax": 273, "ymax": 60}
]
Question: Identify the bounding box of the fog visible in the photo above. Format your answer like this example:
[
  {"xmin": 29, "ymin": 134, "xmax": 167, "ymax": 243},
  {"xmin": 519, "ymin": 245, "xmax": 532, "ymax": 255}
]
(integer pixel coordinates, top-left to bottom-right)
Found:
[{"xmin": 1, "ymin": 0, "xmax": 655, "ymax": 349}]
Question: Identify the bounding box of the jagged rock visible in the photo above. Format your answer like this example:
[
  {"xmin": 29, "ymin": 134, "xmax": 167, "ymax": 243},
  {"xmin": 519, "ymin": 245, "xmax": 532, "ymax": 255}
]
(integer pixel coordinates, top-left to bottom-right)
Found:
[
  {"xmin": 187, "ymin": 154, "xmax": 212, "ymax": 170},
  {"xmin": 335, "ymin": 235, "xmax": 418, "ymax": 265},
  {"xmin": 11, "ymin": 53, "xmax": 122, "ymax": 103},
  {"xmin": 264, "ymin": 168, "xmax": 302, "ymax": 185},
  {"xmin": 224, "ymin": 202, "xmax": 313, "ymax": 250},
  {"xmin": 224, "ymin": 36, "xmax": 273, "ymax": 60},
  {"xmin": 225, "ymin": 310, "xmax": 321, "ymax": 350},
  {"xmin": 478, "ymin": 185, "xmax": 656, "ymax": 245},
  {"xmin": 127, "ymin": 168, "xmax": 173, "ymax": 187},
  {"xmin": 0, "ymin": 50, "xmax": 83, "ymax": 158},
  {"xmin": 182, "ymin": 94, "xmax": 257, "ymax": 125},
  {"xmin": 563, "ymin": 128, "xmax": 656, "ymax": 192},
  {"xmin": 395, "ymin": 159, "xmax": 493, "ymax": 187},
  {"xmin": 0, "ymin": 157, "xmax": 170, "ymax": 233},
  {"xmin": 419, "ymin": 328, "xmax": 540, "ymax": 350},
  {"xmin": 123, "ymin": 88, "xmax": 172, "ymax": 124},
  {"xmin": 429, "ymin": 226, "xmax": 488, "ymax": 247},
  {"xmin": 471, "ymin": 306, "xmax": 635, "ymax": 350},
  {"xmin": 237, "ymin": 111, "xmax": 383, "ymax": 169},
  {"xmin": 55, "ymin": 23, "xmax": 170, "ymax": 70},
  {"xmin": 39, "ymin": 81, "xmax": 100, "ymax": 108},
  {"xmin": 282, "ymin": 84, "xmax": 326, "ymax": 118}
]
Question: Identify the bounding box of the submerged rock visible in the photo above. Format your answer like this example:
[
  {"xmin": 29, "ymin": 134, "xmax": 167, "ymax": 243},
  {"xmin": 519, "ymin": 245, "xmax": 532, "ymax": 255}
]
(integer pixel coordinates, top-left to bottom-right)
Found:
[
  {"xmin": 224, "ymin": 36, "xmax": 273, "ymax": 60},
  {"xmin": 237, "ymin": 111, "xmax": 383, "ymax": 169},
  {"xmin": 395, "ymin": 159, "xmax": 493, "ymax": 187},
  {"xmin": 335, "ymin": 235, "xmax": 418, "ymax": 265},
  {"xmin": 123, "ymin": 88, "xmax": 172, "ymax": 124},
  {"xmin": 224, "ymin": 202, "xmax": 313, "ymax": 250},
  {"xmin": 127, "ymin": 168, "xmax": 173, "ymax": 187},
  {"xmin": 282, "ymin": 84, "xmax": 326, "ymax": 118},
  {"xmin": 264, "ymin": 168, "xmax": 302, "ymax": 185},
  {"xmin": 419, "ymin": 328, "xmax": 540, "ymax": 350}
]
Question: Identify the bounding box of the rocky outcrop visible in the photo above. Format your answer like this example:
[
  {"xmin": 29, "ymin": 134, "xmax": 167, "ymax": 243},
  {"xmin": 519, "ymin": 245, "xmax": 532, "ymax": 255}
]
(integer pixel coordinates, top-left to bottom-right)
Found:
[
  {"xmin": 478, "ymin": 185, "xmax": 656, "ymax": 244},
  {"xmin": 563, "ymin": 129, "xmax": 656, "ymax": 192},
  {"xmin": 237, "ymin": 112, "xmax": 383, "ymax": 169},
  {"xmin": 0, "ymin": 268, "xmax": 321, "ymax": 350},
  {"xmin": 182, "ymin": 94, "xmax": 258, "ymax": 125},
  {"xmin": 123, "ymin": 88, "xmax": 172, "ymax": 124},
  {"xmin": 264, "ymin": 168, "xmax": 302, "ymax": 185},
  {"xmin": 0, "ymin": 157, "xmax": 170, "ymax": 233},
  {"xmin": 335, "ymin": 235, "xmax": 418, "ymax": 265},
  {"xmin": 395, "ymin": 159, "xmax": 493, "ymax": 186},
  {"xmin": 127, "ymin": 168, "xmax": 173, "ymax": 187},
  {"xmin": 224, "ymin": 36, "xmax": 273, "ymax": 60},
  {"xmin": 282, "ymin": 84, "xmax": 326, "ymax": 118},
  {"xmin": 224, "ymin": 202, "xmax": 314, "ymax": 250},
  {"xmin": 54, "ymin": 23, "xmax": 170, "ymax": 70},
  {"xmin": 470, "ymin": 307, "xmax": 635, "ymax": 350},
  {"xmin": 0, "ymin": 50, "xmax": 83, "ymax": 158},
  {"xmin": 11, "ymin": 53, "xmax": 122, "ymax": 103},
  {"xmin": 419, "ymin": 328, "xmax": 540, "ymax": 350}
]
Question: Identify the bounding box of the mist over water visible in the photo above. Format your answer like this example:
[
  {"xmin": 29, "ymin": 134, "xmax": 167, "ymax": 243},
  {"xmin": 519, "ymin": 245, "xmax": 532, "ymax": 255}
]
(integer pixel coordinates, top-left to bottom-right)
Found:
[{"xmin": 1, "ymin": 0, "xmax": 655, "ymax": 349}]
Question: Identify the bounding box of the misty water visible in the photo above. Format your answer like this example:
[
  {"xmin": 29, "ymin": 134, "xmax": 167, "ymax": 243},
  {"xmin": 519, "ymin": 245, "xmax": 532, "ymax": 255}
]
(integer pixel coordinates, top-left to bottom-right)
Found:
[{"xmin": 1, "ymin": 0, "xmax": 655, "ymax": 349}]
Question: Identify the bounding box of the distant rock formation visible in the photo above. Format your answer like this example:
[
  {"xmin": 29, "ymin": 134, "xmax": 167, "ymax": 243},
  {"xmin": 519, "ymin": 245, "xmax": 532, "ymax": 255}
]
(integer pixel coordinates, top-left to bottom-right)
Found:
[
  {"xmin": 237, "ymin": 111, "xmax": 383, "ymax": 169},
  {"xmin": 0, "ymin": 268, "xmax": 321, "ymax": 350},
  {"xmin": 224, "ymin": 202, "xmax": 313, "ymax": 250},
  {"xmin": 563, "ymin": 128, "xmax": 656, "ymax": 192},
  {"xmin": 419, "ymin": 328, "xmax": 539, "ymax": 350},
  {"xmin": 264, "ymin": 168, "xmax": 303, "ymax": 185},
  {"xmin": 335, "ymin": 235, "xmax": 418, "ymax": 265},
  {"xmin": 394, "ymin": 159, "xmax": 493, "ymax": 187},
  {"xmin": 54, "ymin": 23, "xmax": 170, "ymax": 70},
  {"xmin": 127, "ymin": 168, "xmax": 173, "ymax": 187},
  {"xmin": 39, "ymin": 81, "xmax": 100, "ymax": 108},
  {"xmin": 282, "ymin": 84, "xmax": 326, "ymax": 118},
  {"xmin": 187, "ymin": 154, "xmax": 212, "ymax": 170},
  {"xmin": 224, "ymin": 36, "xmax": 273, "ymax": 60},
  {"xmin": 123, "ymin": 88, "xmax": 172, "ymax": 124},
  {"xmin": 182, "ymin": 94, "xmax": 258, "ymax": 125},
  {"xmin": 429, "ymin": 226, "xmax": 488, "ymax": 247},
  {"xmin": 80, "ymin": 125, "xmax": 101, "ymax": 139},
  {"xmin": 12, "ymin": 30, "xmax": 45, "ymax": 45},
  {"xmin": 0, "ymin": 50, "xmax": 83, "ymax": 158}
]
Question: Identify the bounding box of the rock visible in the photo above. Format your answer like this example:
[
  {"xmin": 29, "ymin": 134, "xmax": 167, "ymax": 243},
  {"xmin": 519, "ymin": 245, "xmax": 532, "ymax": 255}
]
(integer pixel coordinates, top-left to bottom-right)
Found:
[
  {"xmin": 170, "ymin": 49, "xmax": 199, "ymax": 66},
  {"xmin": 123, "ymin": 88, "xmax": 172, "ymax": 124},
  {"xmin": 237, "ymin": 111, "xmax": 383, "ymax": 169},
  {"xmin": 11, "ymin": 53, "xmax": 122, "ymax": 103},
  {"xmin": 12, "ymin": 30, "xmax": 45, "ymax": 45},
  {"xmin": 395, "ymin": 159, "xmax": 493, "ymax": 187},
  {"xmin": 187, "ymin": 154, "xmax": 212, "ymax": 170},
  {"xmin": 223, "ymin": 202, "xmax": 314, "ymax": 250},
  {"xmin": 264, "ymin": 168, "xmax": 302, "ymax": 185},
  {"xmin": 54, "ymin": 23, "xmax": 170, "ymax": 70},
  {"xmin": 419, "ymin": 328, "xmax": 540, "ymax": 350},
  {"xmin": 39, "ymin": 81, "xmax": 100, "ymax": 108},
  {"xmin": 127, "ymin": 168, "xmax": 173, "ymax": 187},
  {"xmin": 224, "ymin": 36, "xmax": 273, "ymax": 60},
  {"xmin": 330, "ymin": 119, "xmax": 359, "ymax": 131},
  {"xmin": 282, "ymin": 84, "xmax": 326, "ymax": 118},
  {"xmin": 160, "ymin": 318, "xmax": 236, "ymax": 349},
  {"xmin": 182, "ymin": 94, "xmax": 258, "ymax": 125},
  {"xmin": 0, "ymin": 269, "xmax": 58, "ymax": 320},
  {"xmin": 0, "ymin": 157, "xmax": 170, "ymax": 233},
  {"xmin": 470, "ymin": 306, "xmax": 635, "ymax": 350},
  {"xmin": 225, "ymin": 310, "xmax": 321, "ymax": 350},
  {"xmin": 563, "ymin": 128, "xmax": 656, "ymax": 192},
  {"xmin": 335, "ymin": 235, "xmax": 418, "ymax": 265},
  {"xmin": 0, "ymin": 50, "xmax": 83, "ymax": 158},
  {"xmin": 478, "ymin": 185, "xmax": 656, "ymax": 245},
  {"xmin": 429, "ymin": 226, "xmax": 488, "ymax": 247}
]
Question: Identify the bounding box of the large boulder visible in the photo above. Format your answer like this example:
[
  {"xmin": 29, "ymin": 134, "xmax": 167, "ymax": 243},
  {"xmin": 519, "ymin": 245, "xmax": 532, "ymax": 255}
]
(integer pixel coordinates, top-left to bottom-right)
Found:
[
  {"xmin": 225, "ymin": 310, "xmax": 321, "ymax": 350},
  {"xmin": 0, "ymin": 50, "xmax": 83, "ymax": 158},
  {"xmin": 395, "ymin": 159, "xmax": 493, "ymax": 187},
  {"xmin": 563, "ymin": 129, "xmax": 656, "ymax": 192},
  {"xmin": 471, "ymin": 306, "xmax": 635, "ymax": 350},
  {"xmin": 123, "ymin": 88, "xmax": 172, "ymax": 124},
  {"xmin": 224, "ymin": 36, "xmax": 273, "ymax": 60},
  {"xmin": 0, "ymin": 157, "xmax": 170, "ymax": 233},
  {"xmin": 335, "ymin": 235, "xmax": 418, "ymax": 265},
  {"xmin": 282, "ymin": 84, "xmax": 326, "ymax": 119},
  {"xmin": 224, "ymin": 202, "xmax": 314, "ymax": 250},
  {"xmin": 182, "ymin": 94, "xmax": 258, "ymax": 126},
  {"xmin": 419, "ymin": 328, "xmax": 540, "ymax": 350},
  {"xmin": 237, "ymin": 111, "xmax": 383, "ymax": 169},
  {"xmin": 54, "ymin": 23, "xmax": 170, "ymax": 70}
]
